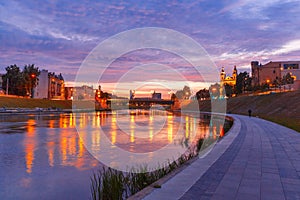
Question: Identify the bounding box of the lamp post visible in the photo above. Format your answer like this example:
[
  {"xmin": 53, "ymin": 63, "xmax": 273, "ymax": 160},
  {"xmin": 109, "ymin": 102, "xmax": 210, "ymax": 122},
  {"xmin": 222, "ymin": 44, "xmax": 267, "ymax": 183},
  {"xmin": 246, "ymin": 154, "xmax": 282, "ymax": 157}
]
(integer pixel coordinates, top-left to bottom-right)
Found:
[
  {"xmin": 6, "ymin": 78, "xmax": 9, "ymax": 95},
  {"xmin": 30, "ymin": 74, "xmax": 36, "ymax": 98}
]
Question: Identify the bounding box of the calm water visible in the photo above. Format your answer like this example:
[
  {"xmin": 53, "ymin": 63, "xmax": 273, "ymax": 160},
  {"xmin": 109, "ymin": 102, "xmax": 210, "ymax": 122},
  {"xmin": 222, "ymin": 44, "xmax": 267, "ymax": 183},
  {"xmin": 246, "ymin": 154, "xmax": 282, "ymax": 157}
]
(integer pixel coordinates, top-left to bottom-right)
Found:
[{"xmin": 0, "ymin": 110, "xmax": 224, "ymax": 199}]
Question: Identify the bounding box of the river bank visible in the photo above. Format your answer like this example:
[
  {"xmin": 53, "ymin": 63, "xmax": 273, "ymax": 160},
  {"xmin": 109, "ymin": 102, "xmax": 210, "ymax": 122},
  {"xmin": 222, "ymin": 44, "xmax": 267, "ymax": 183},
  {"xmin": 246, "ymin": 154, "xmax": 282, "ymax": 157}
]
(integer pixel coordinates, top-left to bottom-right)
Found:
[{"xmin": 184, "ymin": 90, "xmax": 300, "ymax": 132}]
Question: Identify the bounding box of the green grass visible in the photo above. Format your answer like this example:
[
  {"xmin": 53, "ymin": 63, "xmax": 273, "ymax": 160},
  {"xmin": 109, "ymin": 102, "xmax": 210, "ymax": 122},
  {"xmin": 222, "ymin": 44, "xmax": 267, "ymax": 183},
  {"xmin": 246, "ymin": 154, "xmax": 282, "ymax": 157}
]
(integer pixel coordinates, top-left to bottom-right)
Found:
[
  {"xmin": 0, "ymin": 95, "xmax": 72, "ymax": 109},
  {"xmin": 260, "ymin": 115, "xmax": 300, "ymax": 132},
  {"xmin": 90, "ymin": 151, "xmax": 195, "ymax": 200},
  {"xmin": 0, "ymin": 95, "xmax": 95, "ymax": 109},
  {"xmin": 193, "ymin": 90, "xmax": 300, "ymax": 132}
]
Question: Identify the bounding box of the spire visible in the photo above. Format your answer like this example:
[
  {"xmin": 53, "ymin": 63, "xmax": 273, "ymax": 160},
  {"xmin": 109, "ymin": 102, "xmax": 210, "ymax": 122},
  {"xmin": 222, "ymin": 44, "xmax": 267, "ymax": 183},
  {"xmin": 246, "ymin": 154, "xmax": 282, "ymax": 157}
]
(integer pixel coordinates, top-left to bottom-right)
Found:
[
  {"xmin": 233, "ymin": 66, "xmax": 237, "ymax": 81},
  {"xmin": 220, "ymin": 67, "xmax": 226, "ymax": 81}
]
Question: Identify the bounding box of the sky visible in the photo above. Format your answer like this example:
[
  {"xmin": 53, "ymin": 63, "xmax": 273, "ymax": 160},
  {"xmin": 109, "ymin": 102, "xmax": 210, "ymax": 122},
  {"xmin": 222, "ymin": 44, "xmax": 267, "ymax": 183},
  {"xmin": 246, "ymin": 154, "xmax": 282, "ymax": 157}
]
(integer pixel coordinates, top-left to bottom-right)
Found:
[{"xmin": 1, "ymin": 0, "xmax": 300, "ymax": 97}]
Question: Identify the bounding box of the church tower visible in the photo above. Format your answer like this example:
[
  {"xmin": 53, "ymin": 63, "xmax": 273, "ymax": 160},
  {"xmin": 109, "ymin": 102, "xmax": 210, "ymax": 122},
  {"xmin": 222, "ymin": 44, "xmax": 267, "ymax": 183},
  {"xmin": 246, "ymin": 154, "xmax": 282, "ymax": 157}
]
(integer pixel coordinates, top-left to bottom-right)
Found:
[
  {"xmin": 232, "ymin": 65, "xmax": 237, "ymax": 82},
  {"xmin": 220, "ymin": 67, "xmax": 226, "ymax": 82}
]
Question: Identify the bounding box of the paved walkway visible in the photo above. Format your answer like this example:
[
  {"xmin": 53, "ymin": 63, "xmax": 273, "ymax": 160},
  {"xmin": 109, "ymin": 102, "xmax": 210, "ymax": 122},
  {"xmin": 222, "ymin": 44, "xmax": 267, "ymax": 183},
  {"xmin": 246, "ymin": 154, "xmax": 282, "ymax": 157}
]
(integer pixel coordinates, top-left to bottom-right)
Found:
[{"xmin": 143, "ymin": 115, "xmax": 300, "ymax": 200}]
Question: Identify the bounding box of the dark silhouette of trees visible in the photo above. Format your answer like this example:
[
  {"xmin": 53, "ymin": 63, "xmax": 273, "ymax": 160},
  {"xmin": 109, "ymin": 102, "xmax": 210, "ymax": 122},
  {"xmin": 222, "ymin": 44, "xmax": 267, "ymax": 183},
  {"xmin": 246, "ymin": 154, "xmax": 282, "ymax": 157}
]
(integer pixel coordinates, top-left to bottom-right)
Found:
[
  {"xmin": 23, "ymin": 64, "xmax": 40, "ymax": 97},
  {"xmin": 236, "ymin": 72, "xmax": 252, "ymax": 94},
  {"xmin": 281, "ymin": 73, "xmax": 294, "ymax": 85},
  {"xmin": 2, "ymin": 64, "xmax": 40, "ymax": 97},
  {"xmin": 196, "ymin": 88, "xmax": 210, "ymax": 100},
  {"xmin": 224, "ymin": 84, "xmax": 233, "ymax": 97},
  {"xmin": 175, "ymin": 85, "xmax": 191, "ymax": 100}
]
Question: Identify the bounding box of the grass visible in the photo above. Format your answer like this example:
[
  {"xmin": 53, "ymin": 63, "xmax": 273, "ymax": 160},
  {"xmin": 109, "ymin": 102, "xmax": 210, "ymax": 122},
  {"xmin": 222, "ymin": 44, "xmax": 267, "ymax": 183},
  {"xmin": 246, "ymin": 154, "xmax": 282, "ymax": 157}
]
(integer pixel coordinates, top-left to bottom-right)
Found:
[
  {"xmin": 259, "ymin": 115, "xmax": 300, "ymax": 132},
  {"xmin": 0, "ymin": 95, "xmax": 72, "ymax": 109},
  {"xmin": 191, "ymin": 90, "xmax": 300, "ymax": 132},
  {"xmin": 0, "ymin": 95, "xmax": 94, "ymax": 110},
  {"xmin": 90, "ymin": 149, "xmax": 196, "ymax": 200}
]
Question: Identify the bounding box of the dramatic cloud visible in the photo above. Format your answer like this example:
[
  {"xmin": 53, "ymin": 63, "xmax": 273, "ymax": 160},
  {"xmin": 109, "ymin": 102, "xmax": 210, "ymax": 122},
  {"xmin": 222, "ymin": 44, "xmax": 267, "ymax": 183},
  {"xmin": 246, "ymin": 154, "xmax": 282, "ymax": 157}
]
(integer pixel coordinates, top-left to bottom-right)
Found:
[{"xmin": 1, "ymin": 0, "xmax": 299, "ymax": 92}]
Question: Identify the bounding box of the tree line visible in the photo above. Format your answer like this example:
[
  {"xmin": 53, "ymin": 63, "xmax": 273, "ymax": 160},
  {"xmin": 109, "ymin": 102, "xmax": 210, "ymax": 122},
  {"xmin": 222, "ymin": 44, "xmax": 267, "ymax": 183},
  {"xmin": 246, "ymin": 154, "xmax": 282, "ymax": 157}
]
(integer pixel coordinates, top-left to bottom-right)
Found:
[{"xmin": 2, "ymin": 64, "xmax": 40, "ymax": 97}]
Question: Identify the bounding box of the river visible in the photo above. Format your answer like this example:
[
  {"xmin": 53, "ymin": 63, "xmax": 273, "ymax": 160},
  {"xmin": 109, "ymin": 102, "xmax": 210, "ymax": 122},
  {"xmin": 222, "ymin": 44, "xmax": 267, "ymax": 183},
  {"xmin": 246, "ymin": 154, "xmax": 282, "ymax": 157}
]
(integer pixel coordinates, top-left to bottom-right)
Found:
[{"xmin": 0, "ymin": 110, "xmax": 225, "ymax": 199}]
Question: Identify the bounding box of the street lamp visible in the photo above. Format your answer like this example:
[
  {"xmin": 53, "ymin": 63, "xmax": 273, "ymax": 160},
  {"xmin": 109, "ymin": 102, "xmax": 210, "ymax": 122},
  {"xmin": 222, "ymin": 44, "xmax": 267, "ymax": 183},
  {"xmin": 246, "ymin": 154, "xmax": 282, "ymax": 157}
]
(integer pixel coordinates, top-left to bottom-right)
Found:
[{"xmin": 30, "ymin": 74, "xmax": 36, "ymax": 98}]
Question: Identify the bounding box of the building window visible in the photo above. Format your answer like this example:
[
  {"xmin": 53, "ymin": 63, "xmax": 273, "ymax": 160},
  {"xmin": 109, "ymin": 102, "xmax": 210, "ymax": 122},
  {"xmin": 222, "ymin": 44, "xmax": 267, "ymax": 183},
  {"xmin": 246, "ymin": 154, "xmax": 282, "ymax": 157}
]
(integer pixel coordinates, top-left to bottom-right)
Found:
[{"xmin": 283, "ymin": 64, "xmax": 299, "ymax": 70}]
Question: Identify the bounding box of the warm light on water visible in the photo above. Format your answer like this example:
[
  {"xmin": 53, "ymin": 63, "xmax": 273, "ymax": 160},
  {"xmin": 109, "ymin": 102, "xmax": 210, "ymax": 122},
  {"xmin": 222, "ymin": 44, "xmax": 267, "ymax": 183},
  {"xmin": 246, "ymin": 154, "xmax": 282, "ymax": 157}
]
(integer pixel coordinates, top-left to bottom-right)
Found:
[{"xmin": 0, "ymin": 111, "xmax": 224, "ymax": 199}]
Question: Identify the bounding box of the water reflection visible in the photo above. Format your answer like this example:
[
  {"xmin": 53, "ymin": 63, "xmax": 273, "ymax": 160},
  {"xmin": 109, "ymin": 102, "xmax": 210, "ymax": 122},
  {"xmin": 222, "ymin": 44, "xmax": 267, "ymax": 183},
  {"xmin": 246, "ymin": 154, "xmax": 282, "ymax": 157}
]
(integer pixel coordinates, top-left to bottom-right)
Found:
[
  {"xmin": 0, "ymin": 112, "xmax": 226, "ymax": 170},
  {"xmin": 24, "ymin": 119, "xmax": 36, "ymax": 174},
  {"xmin": 0, "ymin": 111, "xmax": 227, "ymax": 199}
]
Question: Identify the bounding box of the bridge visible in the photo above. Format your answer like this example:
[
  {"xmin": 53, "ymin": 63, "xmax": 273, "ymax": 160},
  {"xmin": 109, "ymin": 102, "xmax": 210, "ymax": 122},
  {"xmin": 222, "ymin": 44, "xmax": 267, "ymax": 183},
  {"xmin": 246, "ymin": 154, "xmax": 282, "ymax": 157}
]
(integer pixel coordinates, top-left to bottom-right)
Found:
[{"xmin": 106, "ymin": 98, "xmax": 174, "ymax": 109}]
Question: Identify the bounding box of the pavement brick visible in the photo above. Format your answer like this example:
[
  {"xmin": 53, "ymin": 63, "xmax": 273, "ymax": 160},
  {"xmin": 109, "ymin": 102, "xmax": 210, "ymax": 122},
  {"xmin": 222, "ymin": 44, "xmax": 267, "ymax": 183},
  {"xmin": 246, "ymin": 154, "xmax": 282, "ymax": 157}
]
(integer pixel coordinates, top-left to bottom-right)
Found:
[{"xmin": 143, "ymin": 115, "xmax": 300, "ymax": 200}]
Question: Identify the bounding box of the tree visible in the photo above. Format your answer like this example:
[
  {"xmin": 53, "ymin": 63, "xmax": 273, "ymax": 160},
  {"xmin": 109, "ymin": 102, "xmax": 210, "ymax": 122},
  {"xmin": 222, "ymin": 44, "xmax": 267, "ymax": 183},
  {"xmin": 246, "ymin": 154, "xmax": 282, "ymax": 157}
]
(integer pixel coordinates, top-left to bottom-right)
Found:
[
  {"xmin": 175, "ymin": 85, "xmax": 192, "ymax": 100},
  {"xmin": 196, "ymin": 88, "xmax": 210, "ymax": 100},
  {"xmin": 23, "ymin": 64, "xmax": 40, "ymax": 97},
  {"xmin": 236, "ymin": 72, "xmax": 251, "ymax": 94},
  {"xmin": 224, "ymin": 84, "xmax": 233, "ymax": 97},
  {"xmin": 282, "ymin": 73, "xmax": 294, "ymax": 85},
  {"xmin": 2, "ymin": 64, "xmax": 40, "ymax": 97},
  {"xmin": 2, "ymin": 64, "xmax": 23, "ymax": 95}
]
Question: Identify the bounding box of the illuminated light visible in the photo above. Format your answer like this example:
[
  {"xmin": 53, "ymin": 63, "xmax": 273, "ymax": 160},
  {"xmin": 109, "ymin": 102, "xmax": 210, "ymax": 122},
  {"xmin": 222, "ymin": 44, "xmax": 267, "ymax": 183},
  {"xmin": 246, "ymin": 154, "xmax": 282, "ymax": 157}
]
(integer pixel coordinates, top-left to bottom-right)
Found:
[
  {"xmin": 69, "ymin": 113, "xmax": 74, "ymax": 127},
  {"xmin": 266, "ymin": 79, "xmax": 270, "ymax": 84},
  {"xmin": 24, "ymin": 119, "xmax": 36, "ymax": 174},
  {"xmin": 27, "ymin": 119, "xmax": 35, "ymax": 135},
  {"xmin": 130, "ymin": 129, "xmax": 135, "ymax": 143},
  {"xmin": 185, "ymin": 116, "xmax": 189, "ymax": 138},
  {"xmin": 130, "ymin": 115, "xmax": 135, "ymax": 123},
  {"xmin": 149, "ymin": 114, "xmax": 153, "ymax": 123},
  {"xmin": 25, "ymin": 144, "xmax": 34, "ymax": 173},
  {"xmin": 220, "ymin": 125, "xmax": 224, "ymax": 137},
  {"xmin": 213, "ymin": 126, "xmax": 217, "ymax": 139},
  {"xmin": 96, "ymin": 115, "xmax": 100, "ymax": 127},
  {"xmin": 111, "ymin": 113, "xmax": 117, "ymax": 145},
  {"xmin": 79, "ymin": 117, "xmax": 84, "ymax": 128},
  {"xmin": 167, "ymin": 115, "xmax": 173, "ymax": 143},
  {"xmin": 111, "ymin": 129, "xmax": 116, "ymax": 145},
  {"xmin": 60, "ymin": 131, "xmax": 68, "ymax": 165},
  {"xmin": 69, "ymin": 137, "xmax": 76, "ymax": 156},
  {"xmin": 49, "ymin": 119, "xmax": 55, "ymax": 128},
  {"xmin": 149, "ymin": 129, "xmax": 153, "ymax": 141},
  {"xmin": 78, "ymin": 138, "xmax": 84, "ymax": 158},
  {"xmin": 47, "ymin": 141, "xmax": 55, "ymax": 167},
  {"xmin": 63, "ymin": 117, "xmax": 68, "ymax": 128}
]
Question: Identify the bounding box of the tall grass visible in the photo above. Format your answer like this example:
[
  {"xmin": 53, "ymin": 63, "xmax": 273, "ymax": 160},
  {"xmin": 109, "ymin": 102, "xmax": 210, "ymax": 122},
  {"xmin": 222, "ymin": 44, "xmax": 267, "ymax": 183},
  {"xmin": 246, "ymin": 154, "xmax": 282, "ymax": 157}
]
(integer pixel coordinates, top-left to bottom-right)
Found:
[{"xmin": 90, "ymin": 146, "xmax": 199, "ymax": 200}]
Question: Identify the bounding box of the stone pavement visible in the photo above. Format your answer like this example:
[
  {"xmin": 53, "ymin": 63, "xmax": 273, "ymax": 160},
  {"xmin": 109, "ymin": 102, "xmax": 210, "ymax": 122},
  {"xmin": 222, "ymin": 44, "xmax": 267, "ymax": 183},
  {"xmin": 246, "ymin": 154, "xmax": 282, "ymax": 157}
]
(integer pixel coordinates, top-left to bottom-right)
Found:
[{"xmin": 143, "ymin": 115, "xmax": 300, "ymax": 200}]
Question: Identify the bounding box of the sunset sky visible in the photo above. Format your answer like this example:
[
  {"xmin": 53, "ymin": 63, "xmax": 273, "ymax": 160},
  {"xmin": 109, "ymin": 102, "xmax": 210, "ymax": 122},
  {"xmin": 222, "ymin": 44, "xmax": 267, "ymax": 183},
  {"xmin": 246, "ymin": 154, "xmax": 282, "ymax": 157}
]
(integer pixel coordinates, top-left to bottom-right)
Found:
[{"xmin": 1, "ymin": 0, "xmax": 300, "ymax": 97}]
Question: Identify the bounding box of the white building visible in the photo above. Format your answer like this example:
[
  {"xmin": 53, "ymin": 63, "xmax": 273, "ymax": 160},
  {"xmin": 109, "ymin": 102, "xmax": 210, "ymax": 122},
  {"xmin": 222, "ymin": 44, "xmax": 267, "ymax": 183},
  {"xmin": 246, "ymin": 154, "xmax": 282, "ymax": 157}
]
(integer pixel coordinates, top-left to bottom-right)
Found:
[{"xmin": 33, "ymin": 69, "xmax": 64, "ymax": 99}]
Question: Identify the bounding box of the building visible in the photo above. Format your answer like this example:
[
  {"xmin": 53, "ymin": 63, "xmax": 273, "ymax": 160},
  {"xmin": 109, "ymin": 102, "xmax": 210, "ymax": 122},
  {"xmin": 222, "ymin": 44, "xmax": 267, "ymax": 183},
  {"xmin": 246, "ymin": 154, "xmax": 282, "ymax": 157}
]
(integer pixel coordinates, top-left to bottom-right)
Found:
[
  {"xmin": 220, "ymin": 66, "xmax": 237, "ymax": 87},
  {"xmin": 251, "ymin": 61, "xmax": 300, "ymax": 90},
  {"xmin": 33, "ymin": 69, "xmax": 65, "ymax": 99},
  {"xmin": 152, "ymin": 91, "xmax": 162, "ymax": 99},
  {"xmin": 65, "ymin": 85, "xmax": 94, "ymax": 100}
]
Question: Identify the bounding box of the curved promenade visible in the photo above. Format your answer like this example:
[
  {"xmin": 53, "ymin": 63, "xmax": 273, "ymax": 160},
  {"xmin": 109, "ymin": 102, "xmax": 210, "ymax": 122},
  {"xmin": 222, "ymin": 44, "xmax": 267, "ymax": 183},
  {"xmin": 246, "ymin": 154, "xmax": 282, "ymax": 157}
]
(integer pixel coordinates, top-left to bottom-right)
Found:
[{"xmin": 143, "ymin": 115, "xmax": 300, "ymax": 200}]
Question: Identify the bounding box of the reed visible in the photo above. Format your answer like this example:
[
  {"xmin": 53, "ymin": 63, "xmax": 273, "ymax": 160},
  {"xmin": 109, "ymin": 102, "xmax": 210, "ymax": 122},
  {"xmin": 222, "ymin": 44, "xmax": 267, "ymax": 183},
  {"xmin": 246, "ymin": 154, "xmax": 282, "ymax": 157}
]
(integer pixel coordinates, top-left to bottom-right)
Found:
[{"xmin": 90, "ymin": 146, "xmax": 200, "ymax": 200}]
